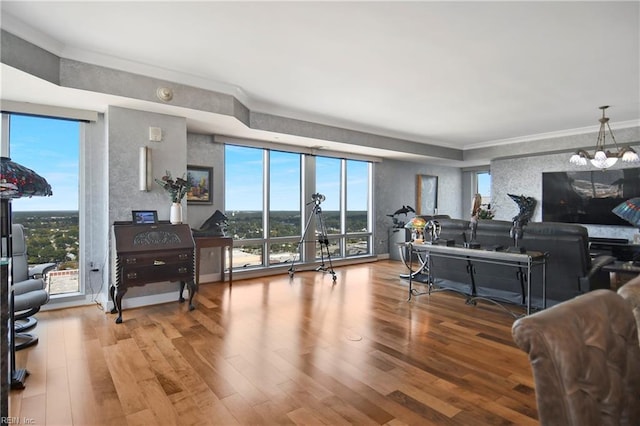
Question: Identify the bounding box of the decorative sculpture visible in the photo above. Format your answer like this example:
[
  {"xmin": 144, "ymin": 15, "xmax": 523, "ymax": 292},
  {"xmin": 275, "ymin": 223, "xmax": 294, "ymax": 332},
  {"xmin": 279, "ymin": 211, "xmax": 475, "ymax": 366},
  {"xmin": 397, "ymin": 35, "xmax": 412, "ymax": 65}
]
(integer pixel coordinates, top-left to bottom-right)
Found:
[
  {"xmin": 508, "ymin": 193, "xmax": 537, "ymax": 251},
  {"xmin": 463, "ymin": 194, "xmax": 482, "ymax": 248},
  {"xmin": 392, "ymin": 205, "xmax": 416, "ymax": 216},
  {"xmin": 424, "ymin": 219, "xmax": 441, "ymax": 242},
  {"xmin": 509, "ymin": 193, "xmax": 536, "ymax": 224},
  {"xmin": 387, "ymin": 205, "xmax": 416, "ymax": 230},
  {"xmin": 469, "ymin": 194, "xmax": 482, "ymax": 242},
  {"xmin": 191, "ymin": 210, "xmax": 228, "ymax": 237}
]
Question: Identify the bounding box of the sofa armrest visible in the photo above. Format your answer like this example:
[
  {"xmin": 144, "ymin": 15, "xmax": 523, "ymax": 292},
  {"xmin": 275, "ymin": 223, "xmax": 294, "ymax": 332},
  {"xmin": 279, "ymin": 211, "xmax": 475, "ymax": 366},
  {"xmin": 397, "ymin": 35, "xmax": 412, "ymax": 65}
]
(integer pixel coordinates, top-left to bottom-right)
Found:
[
  {"xmin": 28, "ymin": 262, "xmax": 56, "ymax": 278},
  {"xmin": 579, "ymin": 255, "xmax": 616, "ymax": 292},
  {"xmin": 591, "ymin": 255, "xmax": 616, "ymax": 270},
  {"xmin": 14, "ymin": 278, "xmax": 46, "ymax": 294}
]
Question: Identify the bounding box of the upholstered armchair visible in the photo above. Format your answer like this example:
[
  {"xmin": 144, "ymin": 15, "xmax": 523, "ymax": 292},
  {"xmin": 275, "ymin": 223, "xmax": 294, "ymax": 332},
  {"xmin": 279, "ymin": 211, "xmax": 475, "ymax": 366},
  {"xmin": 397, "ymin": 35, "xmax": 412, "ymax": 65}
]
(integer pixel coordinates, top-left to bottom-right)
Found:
[
  {"xmin": 512, "ymin": 290, "xmax": 640, "ymax": 426},
  {"xmin": 617, "ymin": 274, "xmax": 640, "ymax": 335},
  {"xmin": 12, "ymin": 224, "xmax": 54, "ymax": 349}
]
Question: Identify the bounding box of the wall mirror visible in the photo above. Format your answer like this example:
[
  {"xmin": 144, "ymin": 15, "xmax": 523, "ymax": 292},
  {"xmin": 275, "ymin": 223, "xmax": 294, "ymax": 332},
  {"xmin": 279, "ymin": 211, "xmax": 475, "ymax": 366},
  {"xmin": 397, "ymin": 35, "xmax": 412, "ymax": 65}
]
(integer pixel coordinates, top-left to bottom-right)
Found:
[{"xmin": 416, "ymin": 174, "xmax": 438, "ymax": 215}]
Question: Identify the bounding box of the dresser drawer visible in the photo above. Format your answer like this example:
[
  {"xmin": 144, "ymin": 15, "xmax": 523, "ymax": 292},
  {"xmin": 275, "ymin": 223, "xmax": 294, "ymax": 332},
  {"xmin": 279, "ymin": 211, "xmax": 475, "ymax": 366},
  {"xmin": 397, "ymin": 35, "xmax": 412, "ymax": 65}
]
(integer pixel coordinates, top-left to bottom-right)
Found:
[
  {"xmin": 121, "ymin": 251, "xmax": 192, "ymax": 267},
  {"xmin": 121, "ymin": 262, "xmax": 193, "ymax": 286}
]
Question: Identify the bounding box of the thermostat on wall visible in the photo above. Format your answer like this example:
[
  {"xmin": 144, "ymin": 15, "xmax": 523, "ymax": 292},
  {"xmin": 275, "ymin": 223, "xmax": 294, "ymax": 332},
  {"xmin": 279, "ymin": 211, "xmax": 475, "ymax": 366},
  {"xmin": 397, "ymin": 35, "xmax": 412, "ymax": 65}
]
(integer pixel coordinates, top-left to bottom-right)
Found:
[{"xmin": 149, "ymin": 127, "xmax": 162, "ymax": 142}]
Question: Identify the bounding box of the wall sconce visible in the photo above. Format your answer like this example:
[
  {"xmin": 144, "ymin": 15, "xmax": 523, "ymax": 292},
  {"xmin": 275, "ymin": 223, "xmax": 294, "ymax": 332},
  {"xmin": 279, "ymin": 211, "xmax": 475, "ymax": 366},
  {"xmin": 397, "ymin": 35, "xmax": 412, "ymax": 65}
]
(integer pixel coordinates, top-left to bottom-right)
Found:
[{"xmin": 139, "ymin": 146, "xmax": 152, "ymax": 191}]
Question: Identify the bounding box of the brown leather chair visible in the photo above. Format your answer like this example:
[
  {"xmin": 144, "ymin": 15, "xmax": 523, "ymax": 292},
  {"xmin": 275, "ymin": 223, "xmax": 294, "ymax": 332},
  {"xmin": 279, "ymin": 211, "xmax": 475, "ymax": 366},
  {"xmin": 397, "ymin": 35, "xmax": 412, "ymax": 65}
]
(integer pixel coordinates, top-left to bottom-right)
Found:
[
  {"xmin": 617, "ymin": 274, "xmax": 640, "ymax": 336},
  {"xmin": 512, "ymin": 290, "xmax": 640, "ymax": 426}
]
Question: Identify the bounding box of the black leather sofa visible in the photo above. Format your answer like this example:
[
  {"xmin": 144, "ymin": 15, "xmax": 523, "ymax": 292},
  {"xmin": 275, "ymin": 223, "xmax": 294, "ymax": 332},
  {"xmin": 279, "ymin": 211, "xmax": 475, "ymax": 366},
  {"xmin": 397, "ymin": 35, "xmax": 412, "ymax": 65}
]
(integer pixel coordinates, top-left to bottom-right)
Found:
[{"xmin": 419, "ymin": 218, "xmax": 614, "ymax": 309}]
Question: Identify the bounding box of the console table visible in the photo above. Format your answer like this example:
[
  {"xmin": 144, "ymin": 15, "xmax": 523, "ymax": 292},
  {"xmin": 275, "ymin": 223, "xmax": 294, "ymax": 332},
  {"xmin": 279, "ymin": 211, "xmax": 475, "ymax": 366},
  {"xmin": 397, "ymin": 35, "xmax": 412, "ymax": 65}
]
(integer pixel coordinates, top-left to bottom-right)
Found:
[
  {"xmin": 194, "ymin": 236, "xmax": 233, "ymax": 286},
  {"xmin": 602, "ymin": 260, "xmax": 640, "ymax": 289},
  {"xmin": 111, "ymin": 223, "xmax": 196, "ymax": 323},
  {"xmin": 589, "ymin": 237, "xmax": 640, "ymax": 261},
  {"xmin": 405, "ymin": 242, "xmax": 547, "ymax": 316}
]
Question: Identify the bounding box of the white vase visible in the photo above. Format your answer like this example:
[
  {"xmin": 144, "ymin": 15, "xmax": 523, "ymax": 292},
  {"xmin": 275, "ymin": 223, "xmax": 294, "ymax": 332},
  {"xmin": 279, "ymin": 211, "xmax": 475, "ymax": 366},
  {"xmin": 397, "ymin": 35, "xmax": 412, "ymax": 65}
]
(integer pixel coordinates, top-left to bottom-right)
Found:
[{"xmin": 170, "ymin": 202, "xmax": 182, "ymax": 224}]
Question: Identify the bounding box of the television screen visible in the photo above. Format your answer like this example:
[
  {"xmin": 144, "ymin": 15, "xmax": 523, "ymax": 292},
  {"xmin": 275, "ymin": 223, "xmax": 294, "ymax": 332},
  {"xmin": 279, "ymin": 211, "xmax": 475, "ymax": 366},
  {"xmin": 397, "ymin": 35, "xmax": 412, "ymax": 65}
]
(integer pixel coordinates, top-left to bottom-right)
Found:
[{"xmin": 542, "ymin": 168, "xmax": 640, "ymax": 226}]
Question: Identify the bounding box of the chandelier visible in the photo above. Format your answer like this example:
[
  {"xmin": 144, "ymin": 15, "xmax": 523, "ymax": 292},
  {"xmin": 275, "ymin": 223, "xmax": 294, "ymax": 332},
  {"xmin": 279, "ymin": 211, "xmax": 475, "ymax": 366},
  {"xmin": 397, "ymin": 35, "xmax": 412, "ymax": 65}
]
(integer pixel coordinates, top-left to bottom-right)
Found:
[{"xmin": 569, "ymin": 105, "xmax": 639, "ymax": 169}]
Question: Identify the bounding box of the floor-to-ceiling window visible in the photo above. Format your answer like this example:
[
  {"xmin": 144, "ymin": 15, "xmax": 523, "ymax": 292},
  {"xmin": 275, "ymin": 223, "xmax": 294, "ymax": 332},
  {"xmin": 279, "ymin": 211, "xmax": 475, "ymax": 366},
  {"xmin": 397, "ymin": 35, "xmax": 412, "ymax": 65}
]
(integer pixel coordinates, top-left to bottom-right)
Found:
[
  {"xmin": 4, "ymin": 113, "xmax": 81, "ymax": 296},
  {"xmin": 315, "ymin": 156, "xmax": 342, "ymax": 258},
  {"xmin": 475, "ymin": 170, "xmax": 494, "ymax": 218},
  {"xmin": 225, "ymin": 145, "xmax": 264, "ymax": 268},
  {"xmin": 225, "ymin": 145, "xmax": 372, "ymax": 271},
  {"xmin": 345, "ymin": 159, "xmax": 371, "ymax": 256},
  {"xmin": 476, "ymin": 171, "xmax": 491, "ymax": 206},
  {"xmin": 268, "ymin": 150, "xmax": 301, "ymax": 265}
]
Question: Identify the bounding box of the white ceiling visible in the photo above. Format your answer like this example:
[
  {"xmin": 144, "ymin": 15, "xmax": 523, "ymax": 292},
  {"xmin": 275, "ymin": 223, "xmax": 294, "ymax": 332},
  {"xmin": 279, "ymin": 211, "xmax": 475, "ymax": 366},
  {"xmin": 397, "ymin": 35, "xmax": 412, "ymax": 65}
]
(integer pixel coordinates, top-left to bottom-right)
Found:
[{"xmin": 1, "ymin": 1, "xmax": 639, "ymax": 161}]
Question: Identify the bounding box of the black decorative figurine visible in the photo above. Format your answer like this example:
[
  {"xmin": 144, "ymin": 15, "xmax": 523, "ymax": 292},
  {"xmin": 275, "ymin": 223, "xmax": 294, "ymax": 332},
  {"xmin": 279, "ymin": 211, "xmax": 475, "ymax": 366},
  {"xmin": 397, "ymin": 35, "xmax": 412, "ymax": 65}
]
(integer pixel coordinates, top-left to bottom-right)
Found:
[
  {"xmin": 507, "ymin": 193, "xmax": 536, "ymax": 252},
  {"xmin": 192, "ymin": 210, "xmax": 228, "ymax": 237},
  {"xmin": 386, "ymin": 205, "xmax": 415, "ymax": 231}
]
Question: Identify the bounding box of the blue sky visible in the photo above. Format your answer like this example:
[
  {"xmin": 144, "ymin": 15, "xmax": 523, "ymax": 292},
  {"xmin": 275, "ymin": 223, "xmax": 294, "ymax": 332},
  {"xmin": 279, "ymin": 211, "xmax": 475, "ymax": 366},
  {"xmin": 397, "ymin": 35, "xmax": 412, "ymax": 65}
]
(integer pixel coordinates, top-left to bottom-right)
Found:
[
  {"xmin": 8, "ymin": 115, "xmax": 79, "ymax": 211},
  {"xmin": 9, "ymin": 116, "xmax": 369, "ymax": 212},
  {"xmin": 477, "ymin": 171, "xmax": 492, "ymax": 203},
  {"xmin": 225, "ymin": 145, "xmax": 369, "ymax": 211}
]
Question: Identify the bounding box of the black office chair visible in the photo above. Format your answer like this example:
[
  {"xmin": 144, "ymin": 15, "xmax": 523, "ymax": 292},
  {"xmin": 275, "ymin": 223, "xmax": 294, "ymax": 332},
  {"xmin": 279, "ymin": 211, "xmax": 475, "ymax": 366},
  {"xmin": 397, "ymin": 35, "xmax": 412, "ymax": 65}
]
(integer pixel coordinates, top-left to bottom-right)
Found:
[{"xmin": 12, "ymin": 224, "xmax": 54, "ymax": 349}]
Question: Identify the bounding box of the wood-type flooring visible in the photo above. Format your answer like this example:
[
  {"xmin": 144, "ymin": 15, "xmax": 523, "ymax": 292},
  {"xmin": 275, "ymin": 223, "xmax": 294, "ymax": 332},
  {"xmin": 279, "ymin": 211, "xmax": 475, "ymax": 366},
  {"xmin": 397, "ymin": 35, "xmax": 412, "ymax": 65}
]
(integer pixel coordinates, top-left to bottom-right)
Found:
[{"xmin": 9, "ymin": 260, "xmax": 537, "ymax": 425}]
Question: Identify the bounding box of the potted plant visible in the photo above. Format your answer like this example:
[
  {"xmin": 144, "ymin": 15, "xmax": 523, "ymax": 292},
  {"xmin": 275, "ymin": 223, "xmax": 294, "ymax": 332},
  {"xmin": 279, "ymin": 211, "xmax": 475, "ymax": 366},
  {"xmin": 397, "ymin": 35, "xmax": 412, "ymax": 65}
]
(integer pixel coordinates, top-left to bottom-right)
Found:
[{"xmin": 155, "ymin": 171, "xmax": 191, "ymax": 224}]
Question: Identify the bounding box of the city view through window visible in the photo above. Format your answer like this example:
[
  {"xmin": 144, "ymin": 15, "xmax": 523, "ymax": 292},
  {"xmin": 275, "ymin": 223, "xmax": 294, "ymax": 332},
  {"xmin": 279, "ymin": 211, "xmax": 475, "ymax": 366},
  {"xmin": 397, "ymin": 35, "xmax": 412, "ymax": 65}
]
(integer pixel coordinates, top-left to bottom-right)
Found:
[
  {"xmin": 7, "ymin": 114, "xmax": 80, "ymax": 296},
  {"xmin": 6, "ymin": 114, "xmax": 372, "ymax": 296},
  {"xmin": 224, "ymin": 146, "xmax": 371, "ymax": 269}
]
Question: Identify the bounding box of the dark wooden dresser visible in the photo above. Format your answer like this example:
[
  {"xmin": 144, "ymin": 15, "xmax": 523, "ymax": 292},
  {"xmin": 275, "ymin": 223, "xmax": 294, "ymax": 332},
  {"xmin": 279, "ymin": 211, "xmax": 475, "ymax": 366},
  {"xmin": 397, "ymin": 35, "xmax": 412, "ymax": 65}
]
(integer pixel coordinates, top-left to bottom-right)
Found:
[{"xmin": 110, "ymin": 222, "xmax": 196, "ymax": 323}]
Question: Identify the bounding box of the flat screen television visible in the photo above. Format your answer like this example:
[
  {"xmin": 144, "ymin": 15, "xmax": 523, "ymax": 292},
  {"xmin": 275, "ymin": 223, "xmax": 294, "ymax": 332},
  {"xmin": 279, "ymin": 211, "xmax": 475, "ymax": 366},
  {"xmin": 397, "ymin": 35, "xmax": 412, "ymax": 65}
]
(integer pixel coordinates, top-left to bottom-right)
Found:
[{"xmin": 542, "ymin": 168, "xmax": 640, "ymax": 226}]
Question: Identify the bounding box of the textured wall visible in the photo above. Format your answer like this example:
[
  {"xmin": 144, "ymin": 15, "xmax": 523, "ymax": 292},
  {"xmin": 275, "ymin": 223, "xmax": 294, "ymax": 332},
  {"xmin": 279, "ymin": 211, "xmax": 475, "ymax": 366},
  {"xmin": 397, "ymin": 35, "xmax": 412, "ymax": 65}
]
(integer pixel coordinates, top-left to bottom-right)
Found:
[
  {"xmin": 491, "ymin": 126, "xmax": 640, "ymax": 240},
  {"xmin": 187, "ymin": 133, "xmax": 224, "ymax": 227},
  {"xmin": 187, "ymin": 133, "xmax": 225, "ymax": 279},
  {"xmin": 107, "ymin": 106, "xmax": 188, "ymax": 298},
  {"xmin": 375, "ymin": 159, "xmax": 462, "ymax": 255}
]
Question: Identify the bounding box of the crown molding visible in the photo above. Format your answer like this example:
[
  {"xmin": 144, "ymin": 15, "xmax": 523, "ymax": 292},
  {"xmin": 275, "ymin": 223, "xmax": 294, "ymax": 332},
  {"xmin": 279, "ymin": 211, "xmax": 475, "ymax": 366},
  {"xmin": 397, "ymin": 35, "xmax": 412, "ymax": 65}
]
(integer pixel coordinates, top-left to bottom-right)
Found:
[{"xmin": 465, "ymin": 119, "xmax": 640, "ymax": 150}]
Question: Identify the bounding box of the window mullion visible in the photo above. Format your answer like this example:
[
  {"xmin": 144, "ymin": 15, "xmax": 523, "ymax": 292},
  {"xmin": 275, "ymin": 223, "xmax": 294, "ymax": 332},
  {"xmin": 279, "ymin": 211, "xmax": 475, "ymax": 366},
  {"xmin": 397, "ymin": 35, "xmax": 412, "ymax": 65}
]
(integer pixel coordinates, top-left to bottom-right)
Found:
[{"xmin": 263, "ymin": 150, "xmax": 269, "ymax": 266}]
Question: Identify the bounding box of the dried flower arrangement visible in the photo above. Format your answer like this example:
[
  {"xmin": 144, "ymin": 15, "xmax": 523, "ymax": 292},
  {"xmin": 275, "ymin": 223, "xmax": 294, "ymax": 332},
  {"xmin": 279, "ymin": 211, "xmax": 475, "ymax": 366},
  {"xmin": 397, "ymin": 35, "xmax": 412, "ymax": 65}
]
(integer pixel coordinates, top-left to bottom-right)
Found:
[{"xmin": 155, "ymin": 171, "xmax": 191, "ymax": 203}]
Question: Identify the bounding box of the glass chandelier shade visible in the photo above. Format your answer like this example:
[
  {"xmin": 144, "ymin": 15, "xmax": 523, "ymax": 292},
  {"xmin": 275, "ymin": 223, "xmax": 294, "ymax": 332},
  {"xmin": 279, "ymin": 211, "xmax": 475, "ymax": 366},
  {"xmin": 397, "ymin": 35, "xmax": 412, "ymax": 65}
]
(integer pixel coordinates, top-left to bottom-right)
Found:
[
  {"xmin": 0, "ymin": 157, "xmax": 53, "ymax": 199},
  {"xmin": 569, "ymin": 106, "xmax": 639, "ymax": 170}
]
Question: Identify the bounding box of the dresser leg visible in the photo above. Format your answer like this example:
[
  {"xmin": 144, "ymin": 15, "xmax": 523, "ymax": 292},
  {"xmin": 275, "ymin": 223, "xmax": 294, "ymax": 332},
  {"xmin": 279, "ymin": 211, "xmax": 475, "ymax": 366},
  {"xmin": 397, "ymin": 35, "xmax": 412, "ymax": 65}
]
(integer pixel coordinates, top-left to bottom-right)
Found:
[
  {"xmin": 187, "ymin": 280, "xmax": 197, "ymax": 311},
  {"xmin": 109, "ymin": 285, "xmax": 118, "ymax": 314},
  {"xmin": 179, "ymin": 281, "xmax": 186, "ymax": 303},
  {"xmin": 114, "ymin": 287, "xmax": 127, "ymax": 324}
]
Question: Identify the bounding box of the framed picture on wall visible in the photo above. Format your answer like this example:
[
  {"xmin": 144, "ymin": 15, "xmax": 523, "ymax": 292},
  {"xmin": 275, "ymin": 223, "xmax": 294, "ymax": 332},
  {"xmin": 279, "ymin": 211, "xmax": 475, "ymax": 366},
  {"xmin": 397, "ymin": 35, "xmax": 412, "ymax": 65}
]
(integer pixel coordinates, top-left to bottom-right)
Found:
[{"xmin": 187, "ymin": 165, "xmax": 213, "ymax": 205}]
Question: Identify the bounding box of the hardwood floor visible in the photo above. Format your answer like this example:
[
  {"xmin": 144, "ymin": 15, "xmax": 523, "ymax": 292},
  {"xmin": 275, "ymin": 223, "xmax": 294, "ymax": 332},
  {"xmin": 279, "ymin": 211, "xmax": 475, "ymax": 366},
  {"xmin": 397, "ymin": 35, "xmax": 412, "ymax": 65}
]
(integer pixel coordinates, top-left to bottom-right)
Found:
[{"xmin": 9, "ymin": 260, "xmax": 538, "ymax": 425}]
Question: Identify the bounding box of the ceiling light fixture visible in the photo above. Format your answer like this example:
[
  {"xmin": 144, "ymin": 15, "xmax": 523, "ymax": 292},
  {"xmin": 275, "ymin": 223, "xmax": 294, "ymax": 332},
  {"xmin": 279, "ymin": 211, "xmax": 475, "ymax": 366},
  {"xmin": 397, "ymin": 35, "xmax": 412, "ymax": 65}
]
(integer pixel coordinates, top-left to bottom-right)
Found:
[{"xmin": 569, "ymin": 105, "xmax": 639, "ymax": 170}]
